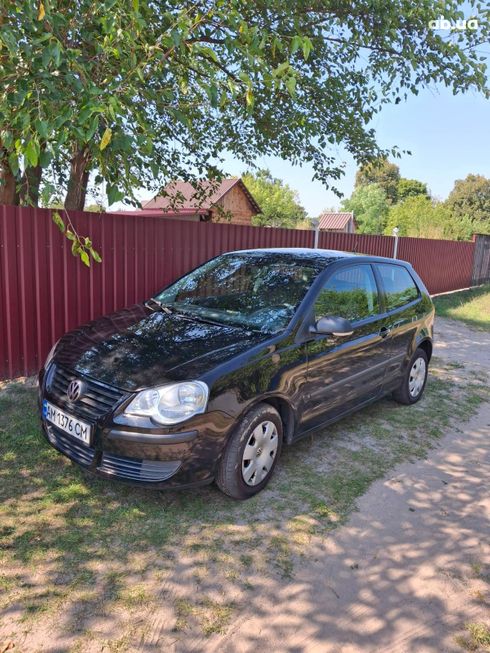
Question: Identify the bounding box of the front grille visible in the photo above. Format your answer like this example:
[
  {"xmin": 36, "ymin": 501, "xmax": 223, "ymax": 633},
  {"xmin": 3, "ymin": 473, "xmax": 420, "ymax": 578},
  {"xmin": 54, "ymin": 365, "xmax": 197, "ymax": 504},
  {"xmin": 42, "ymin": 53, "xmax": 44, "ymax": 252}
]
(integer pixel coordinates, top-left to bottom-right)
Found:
[
  {"xmin": 46, "ymin": 425, "xmax": 95, "ymax": 467},
  {"xmin": 48, "ymin": 365, "xmax": 126, "ymax": 421},
  {"xmin": 98, "ymin": 453, "xmax": 181, "ymax": 482}
]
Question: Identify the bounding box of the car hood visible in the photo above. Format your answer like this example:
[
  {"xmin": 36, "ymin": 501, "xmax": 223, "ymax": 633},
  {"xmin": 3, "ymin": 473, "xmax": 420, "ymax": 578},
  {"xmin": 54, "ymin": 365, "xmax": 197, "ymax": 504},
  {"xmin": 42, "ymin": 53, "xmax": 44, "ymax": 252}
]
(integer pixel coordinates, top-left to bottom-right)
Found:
[{"xmin": 53, "ymin": 304, "xmax": 271, "ymax": 391}]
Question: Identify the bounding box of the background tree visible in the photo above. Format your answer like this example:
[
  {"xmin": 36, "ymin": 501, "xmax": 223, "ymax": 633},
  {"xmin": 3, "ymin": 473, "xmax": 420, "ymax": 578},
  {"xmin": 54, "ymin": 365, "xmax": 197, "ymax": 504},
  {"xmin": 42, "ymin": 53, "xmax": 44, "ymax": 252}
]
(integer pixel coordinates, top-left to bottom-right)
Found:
[
  {"xmin": 341, "ymin": 184, "xmax": 389, "ymax": 234},
  {"xmin": 84, "ymin": 204, "xmax": 106, "ymax": 213},
  {"xmin": 384, "ymin": 195, "xmax": 473, "ymax": 240},
  {"xmin": 355, "ymin": 159, "xmax": 401, "ymax": 203},
  {"xmin": 242, "ymin": 170, "xmax": 306, "ymax": 228},
  {"xmin": 397, "ymin": 178, "xmax": 429, "ymax": 201},
  {"xmin": 1, "ymin": 1, "xmax": 489, "ymax": 259},
  {"xmin": 446, "ymin": 174, "xmax": 490, "ymax": 234}
]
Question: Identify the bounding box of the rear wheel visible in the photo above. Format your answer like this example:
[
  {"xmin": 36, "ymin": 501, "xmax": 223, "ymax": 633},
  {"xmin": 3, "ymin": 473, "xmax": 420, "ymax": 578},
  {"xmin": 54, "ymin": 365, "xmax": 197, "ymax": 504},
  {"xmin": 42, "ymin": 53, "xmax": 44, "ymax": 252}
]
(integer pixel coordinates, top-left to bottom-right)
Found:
[
  {"xmin": 216, "ymin": 403, "xmax": 283, "ymax": 500},
  {"xmin": 393, "ymin": 348, "xmax": 428, "ymax": 405}
]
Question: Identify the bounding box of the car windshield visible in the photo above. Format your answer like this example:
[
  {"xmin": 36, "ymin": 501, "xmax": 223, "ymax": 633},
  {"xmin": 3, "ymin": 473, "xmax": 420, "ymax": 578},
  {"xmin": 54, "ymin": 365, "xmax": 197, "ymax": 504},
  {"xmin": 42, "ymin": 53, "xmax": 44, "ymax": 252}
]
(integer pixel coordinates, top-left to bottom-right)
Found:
[{"xmin": 154, "ymin": 252, "xmax": 323, "ymax": 333}]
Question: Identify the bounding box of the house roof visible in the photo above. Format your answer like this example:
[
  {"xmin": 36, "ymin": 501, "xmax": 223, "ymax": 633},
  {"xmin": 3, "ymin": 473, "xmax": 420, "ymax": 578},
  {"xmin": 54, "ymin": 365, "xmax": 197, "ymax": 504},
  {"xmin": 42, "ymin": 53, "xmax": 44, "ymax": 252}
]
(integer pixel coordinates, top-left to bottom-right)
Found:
[
  {"xmin": 318, "ymin": 211, "xmax": 354, "ymax": 230},
  {"xmin": 142, "ymin": 178, "xmax": 261, "ymax": 214},
  {"xmin": 110, "ymin": 208, "xmax": 198, "ymax": 219}
]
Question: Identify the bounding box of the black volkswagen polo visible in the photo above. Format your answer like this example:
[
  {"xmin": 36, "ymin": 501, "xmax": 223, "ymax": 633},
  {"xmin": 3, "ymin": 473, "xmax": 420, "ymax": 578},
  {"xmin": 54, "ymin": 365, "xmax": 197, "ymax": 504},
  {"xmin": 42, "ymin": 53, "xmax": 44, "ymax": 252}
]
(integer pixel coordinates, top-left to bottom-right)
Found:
[{"xmin": 39, "ymin": 248, "xmax": 434, "ymax": 499}]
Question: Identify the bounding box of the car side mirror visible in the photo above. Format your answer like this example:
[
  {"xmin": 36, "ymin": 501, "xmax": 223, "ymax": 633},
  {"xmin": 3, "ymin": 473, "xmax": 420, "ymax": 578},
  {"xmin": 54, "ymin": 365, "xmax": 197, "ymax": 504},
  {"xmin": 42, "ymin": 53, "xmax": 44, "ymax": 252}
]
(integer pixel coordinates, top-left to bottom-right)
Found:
[{"xmin": 309, "ymin": 315, "xmax": 354, "ymax": 337}]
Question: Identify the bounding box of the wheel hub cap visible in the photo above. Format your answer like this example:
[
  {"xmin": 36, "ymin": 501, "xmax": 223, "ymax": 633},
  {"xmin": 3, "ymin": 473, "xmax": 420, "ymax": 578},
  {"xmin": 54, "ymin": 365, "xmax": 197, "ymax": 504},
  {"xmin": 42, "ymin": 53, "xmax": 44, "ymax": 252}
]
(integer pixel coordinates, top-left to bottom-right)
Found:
[
  {"xmin": 241, "ymin": 420, "xmax": 278, "ymax": 487},
  {"xmin": 409, "ymin": 357, "xmax": 426, "ymax": 397}
]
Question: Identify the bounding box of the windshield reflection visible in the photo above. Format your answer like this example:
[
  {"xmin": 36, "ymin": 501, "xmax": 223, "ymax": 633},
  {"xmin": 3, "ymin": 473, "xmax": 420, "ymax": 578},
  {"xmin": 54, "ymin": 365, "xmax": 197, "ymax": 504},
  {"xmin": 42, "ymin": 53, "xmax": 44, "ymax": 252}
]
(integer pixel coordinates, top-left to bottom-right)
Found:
[{"xmin": 155, "ymin": 252, "xmax": 325, "ymax": 333}]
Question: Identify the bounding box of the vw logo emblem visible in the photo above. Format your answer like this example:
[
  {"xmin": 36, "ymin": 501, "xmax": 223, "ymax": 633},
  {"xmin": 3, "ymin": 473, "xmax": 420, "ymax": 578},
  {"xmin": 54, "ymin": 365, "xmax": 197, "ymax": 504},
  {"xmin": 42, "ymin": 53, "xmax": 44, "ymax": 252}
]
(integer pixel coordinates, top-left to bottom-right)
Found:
[{"xmin": 66, "ymin": 379, "xmax": 83, "ymax": 403}]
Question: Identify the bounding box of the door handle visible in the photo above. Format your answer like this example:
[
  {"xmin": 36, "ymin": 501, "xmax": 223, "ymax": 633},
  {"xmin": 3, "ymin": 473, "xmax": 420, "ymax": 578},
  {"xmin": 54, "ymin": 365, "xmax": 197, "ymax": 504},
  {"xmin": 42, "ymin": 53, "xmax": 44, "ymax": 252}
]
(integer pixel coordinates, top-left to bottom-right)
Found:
[{"xmin": 379, "ymin": 326, "xmax": 391, "ymax": 338}]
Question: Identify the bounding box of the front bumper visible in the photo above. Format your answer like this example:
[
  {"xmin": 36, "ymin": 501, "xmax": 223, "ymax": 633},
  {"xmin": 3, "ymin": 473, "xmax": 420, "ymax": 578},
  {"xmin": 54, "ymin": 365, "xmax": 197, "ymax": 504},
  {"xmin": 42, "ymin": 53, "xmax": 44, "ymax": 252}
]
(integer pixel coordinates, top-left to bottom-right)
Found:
[{"xmin": 38, "ymin": 366, "xmax": 233, "ymax": 490}]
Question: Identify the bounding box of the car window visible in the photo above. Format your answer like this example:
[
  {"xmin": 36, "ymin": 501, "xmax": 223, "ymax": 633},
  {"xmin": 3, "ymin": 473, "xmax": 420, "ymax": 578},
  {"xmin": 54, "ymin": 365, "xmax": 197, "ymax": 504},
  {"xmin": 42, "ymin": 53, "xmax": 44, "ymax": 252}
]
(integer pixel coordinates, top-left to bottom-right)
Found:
[
  {"xmin": 314, "ymin": 265, "xmax": 379, "ymax": 322},
  {"xmin": 376, "ymin": 264, "xmax": 419, "ymax": 311},
  {"xmin": 155, "ymin": 253, "xmax": 323, "ymax": 333}
]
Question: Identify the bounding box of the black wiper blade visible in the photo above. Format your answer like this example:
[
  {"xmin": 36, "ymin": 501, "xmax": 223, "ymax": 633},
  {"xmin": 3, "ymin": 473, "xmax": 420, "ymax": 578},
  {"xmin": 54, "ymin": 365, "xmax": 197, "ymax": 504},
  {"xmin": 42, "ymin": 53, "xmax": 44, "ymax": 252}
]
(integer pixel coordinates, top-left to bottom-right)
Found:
[
  {"xmin": 174, "ymin": 309, "xmax": 256, "ymax": 333},
  {"xmin": 174, "ymin": 310, "xmax": 227, "ymax": 328},
  {"xmin": 145, "ymin": 298, "xmax": 173, "ymax": 314}
]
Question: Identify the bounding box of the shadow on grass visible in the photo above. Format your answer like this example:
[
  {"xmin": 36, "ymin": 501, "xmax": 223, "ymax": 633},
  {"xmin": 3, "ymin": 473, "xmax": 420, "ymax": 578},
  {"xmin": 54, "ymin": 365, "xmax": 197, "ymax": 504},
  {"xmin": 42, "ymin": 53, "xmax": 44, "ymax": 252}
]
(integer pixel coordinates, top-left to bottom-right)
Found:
[{"xmin": 0, "ymin": 363, "xmax": 488, "ymax": 646}]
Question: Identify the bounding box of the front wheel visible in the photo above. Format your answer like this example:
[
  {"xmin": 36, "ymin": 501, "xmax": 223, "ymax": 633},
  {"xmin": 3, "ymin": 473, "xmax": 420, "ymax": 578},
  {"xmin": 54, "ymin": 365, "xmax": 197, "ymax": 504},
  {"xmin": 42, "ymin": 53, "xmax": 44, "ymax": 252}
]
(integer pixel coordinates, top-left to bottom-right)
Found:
[
  {"xmin": 216, "ymin": 403, "xmax": 283, "ymax": 500},
  {"xmin": 393, "ymin": 348, "xmax": 428, "ymax": 405}
]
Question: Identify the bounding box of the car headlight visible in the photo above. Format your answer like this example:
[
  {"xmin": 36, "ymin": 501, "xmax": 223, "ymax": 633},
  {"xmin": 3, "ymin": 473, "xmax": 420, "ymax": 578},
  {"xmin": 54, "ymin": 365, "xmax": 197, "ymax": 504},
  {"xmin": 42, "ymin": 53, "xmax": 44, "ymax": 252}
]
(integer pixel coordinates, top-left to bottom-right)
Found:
[
  {"xmin": 124, "ymin": 381, "xmax": 209, "ymax": 425},
  {"xmin": 44, "ymin": 339, "xmax": 60, "ymax": 369}
]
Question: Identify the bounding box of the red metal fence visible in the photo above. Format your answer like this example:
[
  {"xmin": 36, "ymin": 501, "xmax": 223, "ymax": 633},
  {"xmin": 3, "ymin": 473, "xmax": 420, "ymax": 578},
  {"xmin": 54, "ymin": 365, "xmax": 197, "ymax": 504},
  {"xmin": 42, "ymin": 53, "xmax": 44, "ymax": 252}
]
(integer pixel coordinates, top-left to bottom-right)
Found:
[{"xmin": 0, "ymin": 205, "xmax": 477, "ymax": 380}]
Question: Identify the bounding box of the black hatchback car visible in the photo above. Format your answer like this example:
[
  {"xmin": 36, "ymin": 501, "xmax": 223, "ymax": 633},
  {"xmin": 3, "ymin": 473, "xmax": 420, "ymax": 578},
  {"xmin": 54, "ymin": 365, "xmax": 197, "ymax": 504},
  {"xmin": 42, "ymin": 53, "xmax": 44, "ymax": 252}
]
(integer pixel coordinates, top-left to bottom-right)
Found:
[{"xmin": 39, "ymin": 248, "xmax": 434, "ymax": 499}]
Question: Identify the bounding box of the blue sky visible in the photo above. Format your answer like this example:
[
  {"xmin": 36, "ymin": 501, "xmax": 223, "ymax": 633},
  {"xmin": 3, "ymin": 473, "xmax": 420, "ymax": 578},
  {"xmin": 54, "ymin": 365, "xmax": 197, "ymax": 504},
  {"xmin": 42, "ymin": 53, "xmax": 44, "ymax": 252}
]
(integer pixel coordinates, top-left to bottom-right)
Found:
[
  {"xmin": 219, "ymin": 83, "xmax": 490, "ymax": 217},
  {"xmin": 121, "ymin": 17, "xmax": 490, "ymax": 219},
  {"xmin": 130, "ymin": 83, "xmax": 489, "ymax": 217}
]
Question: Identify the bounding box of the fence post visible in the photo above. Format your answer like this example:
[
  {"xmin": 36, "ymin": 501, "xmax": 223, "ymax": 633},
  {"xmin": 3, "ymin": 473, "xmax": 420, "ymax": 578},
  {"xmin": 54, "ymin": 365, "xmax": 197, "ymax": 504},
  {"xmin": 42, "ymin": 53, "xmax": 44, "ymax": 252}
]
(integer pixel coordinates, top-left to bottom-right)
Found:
[
  {"xmin": 310, "ymin": 218, "xmax": 320, "ymax": 249},
  {"xmin": 392, "ymin": 227, "xmax": 399, "ymax": 259},
  {"xmin": 471, "ymin": 233, "xmax": 490, "ymax": 286}
]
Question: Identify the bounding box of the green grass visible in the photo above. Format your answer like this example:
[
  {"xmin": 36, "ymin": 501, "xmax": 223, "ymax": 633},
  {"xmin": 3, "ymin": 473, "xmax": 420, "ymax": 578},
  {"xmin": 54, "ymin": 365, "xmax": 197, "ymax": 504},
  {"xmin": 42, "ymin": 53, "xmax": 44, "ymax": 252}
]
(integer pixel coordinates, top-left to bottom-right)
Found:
[
  {"xmin": 455, "ymin": 622, "xmax": 490, "ymax": 651},
  {"xmin": 433, "ymin": 284, "xmax": 490, "ymax": 331},
  {"xmin": 1, "ymin": 363, "xmax": 488, "ymax": 649}
]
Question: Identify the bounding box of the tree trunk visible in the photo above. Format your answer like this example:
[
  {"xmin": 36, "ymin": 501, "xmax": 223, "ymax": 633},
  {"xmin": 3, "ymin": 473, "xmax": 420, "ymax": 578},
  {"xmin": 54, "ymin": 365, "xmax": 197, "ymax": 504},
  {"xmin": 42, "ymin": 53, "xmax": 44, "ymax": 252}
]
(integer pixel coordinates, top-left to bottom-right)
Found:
[
  {"xmin": 0, "ymin": 155, "xmax": 18, "ymax": 205},
  {"xmin": 64, "ymin": 146, "xmax": 91, "ymax": 210},
  {"xmin": 19, "ymin": 164, "xmax": 43, "ymax": 206}
]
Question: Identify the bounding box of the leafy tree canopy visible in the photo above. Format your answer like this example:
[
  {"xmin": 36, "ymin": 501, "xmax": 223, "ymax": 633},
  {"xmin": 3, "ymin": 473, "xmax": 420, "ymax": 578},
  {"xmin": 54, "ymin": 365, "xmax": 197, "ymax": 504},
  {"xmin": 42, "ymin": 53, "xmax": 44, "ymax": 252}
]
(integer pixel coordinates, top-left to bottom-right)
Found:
[
  {"xmin": 1, "ymin": 0, "xmax": 489, "ymax": 211},
  {"xmin": 242, "ymin": 169, "xmax": 306, "ymax": 228},
  {"xmin": 397, "ymin": 178, "xmax": 429, "ymax": 201},
  {"xmin": 355, "ymin": 158, "xmax": 401, "ymax": 203},
  {"xmin": 384, "ymin": 195, "xmax": 473, "ymax": 240},
  {"xmin": 341, "ymin": 183, "xmax": 389, "ymax": 234},
  {"xmin": 446, "ymin": 174, "xmax": 490, "ymax": 234}
]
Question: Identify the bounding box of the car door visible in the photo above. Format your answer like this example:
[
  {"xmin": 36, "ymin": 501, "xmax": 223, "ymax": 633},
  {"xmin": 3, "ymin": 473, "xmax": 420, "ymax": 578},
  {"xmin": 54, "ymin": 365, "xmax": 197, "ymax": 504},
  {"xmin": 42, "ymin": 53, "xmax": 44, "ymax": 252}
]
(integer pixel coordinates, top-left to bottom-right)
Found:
[
  {"xmin": 300, "ymin": 263, "xmax": 390, "ymax": 431},
  {"xmin": 373, "ymin": 263, "xmax": 422, "ymax": 387}
]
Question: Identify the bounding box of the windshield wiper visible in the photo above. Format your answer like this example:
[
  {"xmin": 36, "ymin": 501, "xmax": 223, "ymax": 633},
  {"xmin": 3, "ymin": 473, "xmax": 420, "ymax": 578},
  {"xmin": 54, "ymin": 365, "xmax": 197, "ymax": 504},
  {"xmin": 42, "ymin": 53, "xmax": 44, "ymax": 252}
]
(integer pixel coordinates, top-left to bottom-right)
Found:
[
  {"xmin": 173, "ymin": 309, "xmax": 229, "ymax": 328},
  {"xmin": 174, "ymin": 309, "xmax": 260, "ymax": 333},
  {"xmin": 144, "ymin": 298, "xmax": 174, "ymax": 314}
]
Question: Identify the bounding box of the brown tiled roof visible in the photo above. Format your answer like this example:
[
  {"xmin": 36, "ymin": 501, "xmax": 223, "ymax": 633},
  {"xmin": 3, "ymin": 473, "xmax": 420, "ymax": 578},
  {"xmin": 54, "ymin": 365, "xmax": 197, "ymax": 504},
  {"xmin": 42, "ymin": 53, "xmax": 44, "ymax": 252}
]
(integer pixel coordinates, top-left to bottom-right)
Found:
[
  {"xmin": 318, "ymin": 212, "xmax": 354, "ymax": 230},
  {"xmin": 142, "ymin": 178, "xmax": 260, "ymax": 214}
]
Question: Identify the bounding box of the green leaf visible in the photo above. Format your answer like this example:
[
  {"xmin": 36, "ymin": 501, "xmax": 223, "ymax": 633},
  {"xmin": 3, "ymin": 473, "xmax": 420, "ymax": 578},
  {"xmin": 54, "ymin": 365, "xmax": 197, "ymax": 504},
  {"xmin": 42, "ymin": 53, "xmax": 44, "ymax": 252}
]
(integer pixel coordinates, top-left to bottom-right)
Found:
[
  {"xmin": 90, "ymin": 247, "xmax": 102, "ymax": 263},
  {"xmin": 65, "ymin": 230, "xmax": 76, "ymax": 242},
  {"xmin": 51, "ymin": 212, "xmax": 65, "ymax": 233},
  {"xmin": 39, "ymin": 149, "xmax": 52, "ymax": 167},
  {"xmin": 34, "ymin": 119, "xmax": 49, "ymax": 139},
  {"xmin": 25, "ymin": 140, "xmax": 39, "ymax": 167},
  {"xmin": 86, "ymin": 117, "xmax": 99, "ymax": 141},
  {"xmin": 302, "ymin": 37, "xmax": 313, "ymax": 61},
  {"xmin": 197, "ymin": 46, "xmax": 218, "ymax": 63},
  {"xmin": 132, "ymin": 0, "xmax": 139, "ymax": 11},
  {"xmin": 286, "ymin": 76, "xmax": 296, "ymax": 96},
  {"xmin": 80, "ymin": 251, "xmax": 90, "ymax": 267},
  {"xmin": 8, "ymin": 152, "xmax": 19, "ymax": 176},
  {"xmin": 290, "ymin": 36, "xmax": 302, "ymax": 54},
  {"xmin": 273, "ymin": 61, "xmax": 289, "ymax": 77},
  {"xmin": 106, "ymin": 184, "xmax": 124, "ymax": 206},
  {"xmin": 205, "ymin": 83, "xmax": 219, "ymax": 107},
  {"xmin": 51, "ymin": 42, "xmax": 62, "ymax": 67},
  {"xmin": 245, "ymin": 87, "xmax": 254, "ymax": 107},
  {"xmin": 99, "ymin": 127, "xmax": 112, "ymax": 151}
]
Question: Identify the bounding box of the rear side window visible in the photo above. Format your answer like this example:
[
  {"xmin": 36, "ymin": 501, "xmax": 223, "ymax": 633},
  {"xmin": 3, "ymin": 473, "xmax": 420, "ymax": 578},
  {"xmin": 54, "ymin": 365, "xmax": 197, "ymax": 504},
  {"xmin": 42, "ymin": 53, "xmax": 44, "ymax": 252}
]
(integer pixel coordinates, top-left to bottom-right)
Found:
[
  {"xmin": 376, "ymin": 264, "xmax": 419, "ymax": 311},
  {"xmin": 314, "ymin": 265, "xmax": 379, "ymax": 322}
]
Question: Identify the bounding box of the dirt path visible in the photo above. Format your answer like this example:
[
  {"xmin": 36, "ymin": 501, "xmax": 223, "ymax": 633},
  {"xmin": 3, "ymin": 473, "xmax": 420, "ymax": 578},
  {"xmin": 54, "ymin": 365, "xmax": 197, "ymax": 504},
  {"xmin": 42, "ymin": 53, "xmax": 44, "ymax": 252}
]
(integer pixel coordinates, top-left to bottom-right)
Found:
[
  {"xmin": 197, "ymin": 319, "xmax": 490, "ymax": 653},
  {"xmin": 434, "ymin": 317, "xmax": 490, "ymax": 370},
  {"xmin": 2, "ymin": 320, "xmax": 489, "ymax": 653}
]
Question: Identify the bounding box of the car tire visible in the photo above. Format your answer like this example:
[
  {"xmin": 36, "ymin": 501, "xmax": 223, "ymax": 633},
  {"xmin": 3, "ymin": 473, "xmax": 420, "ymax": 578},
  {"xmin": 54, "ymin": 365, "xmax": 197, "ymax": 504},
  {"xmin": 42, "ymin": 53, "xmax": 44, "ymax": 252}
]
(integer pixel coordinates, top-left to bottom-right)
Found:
[
  {"xmin": 393, "ymin": 347, "xmax": 429, "ymax": 405},
  {"xmin": 216, "ymin": 403, "xmax": 283, "ymax": 500}
]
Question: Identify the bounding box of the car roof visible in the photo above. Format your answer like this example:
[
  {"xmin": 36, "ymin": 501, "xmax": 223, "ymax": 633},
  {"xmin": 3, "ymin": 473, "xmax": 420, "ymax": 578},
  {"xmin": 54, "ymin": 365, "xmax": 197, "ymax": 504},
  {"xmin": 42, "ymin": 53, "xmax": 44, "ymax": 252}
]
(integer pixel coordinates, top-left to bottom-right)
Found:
[{"xmin": 226, "ymin": 247, "xmax": 411, "ymax": 268}]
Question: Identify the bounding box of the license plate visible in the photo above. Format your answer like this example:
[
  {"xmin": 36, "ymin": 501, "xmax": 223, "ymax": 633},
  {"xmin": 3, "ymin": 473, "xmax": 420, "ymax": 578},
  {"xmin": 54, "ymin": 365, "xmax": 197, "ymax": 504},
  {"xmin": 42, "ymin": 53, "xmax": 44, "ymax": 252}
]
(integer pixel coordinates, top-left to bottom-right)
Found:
[{"xmin": 42, "ymin": 400, "xmax": 92, "ymax": 446}]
